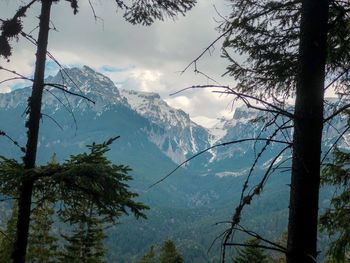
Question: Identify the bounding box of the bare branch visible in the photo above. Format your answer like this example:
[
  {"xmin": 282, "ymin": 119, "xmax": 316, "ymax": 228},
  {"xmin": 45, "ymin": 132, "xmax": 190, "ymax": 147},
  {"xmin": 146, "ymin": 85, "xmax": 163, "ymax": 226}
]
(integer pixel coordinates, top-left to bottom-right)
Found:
[
  {"xmin": 221, "ymin": 145, "xmax": 291, "ymax": 262},
  {"xmin": 0, "ymin": 130, "xmax": 26, "ymax": 153},
  {"xmin": 0, "ymin": 66, "xmax": 33, "ymax": 82},
  {"xmin": 181, "ymin": 26, "xmax": 233, "ymax": 74},
  {"xmin": 324, "ymin": 103, "xmax": 350, "ymax": 122},
  {"xmin": 321, "ymin": 125, "xmax": 350, "ymax": 164},
  {"xmin": 44, "ymin": 87, "xmax": 78, "ymax": 131},
  {"xmin": 170, "ymin": 85, "xmax": 294, "ymax": 119},
  {"xmin": 235, "ymin": 224, "xmax": 287, "ymax": 251},
  {"xmin": 224, "ymin": 242, "xmax": 286, "ymax": 254},
  {"xmin": 88, "ymin": 0, "xmax": 104, "ymax": 24},
  {"xmin": 41, "ymin": 113, "xmax": 63, "ymax": 131},
  {"xmin": 149, "ymin": 138, "xmax": 291, "ymax": 189},
  {"xmin": 45, "ymin": 83, "xmax": 95, "ymax": 104}
]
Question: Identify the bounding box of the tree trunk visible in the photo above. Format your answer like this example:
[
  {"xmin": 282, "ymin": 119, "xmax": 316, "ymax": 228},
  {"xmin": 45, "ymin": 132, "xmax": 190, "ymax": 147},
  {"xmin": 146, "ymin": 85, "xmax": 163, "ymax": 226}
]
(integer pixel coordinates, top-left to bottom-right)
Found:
[
  {"xmin": 12, "ymin": 1, "xmax": 52, "ymax": 262},
  {"xmin": 287, "ymin": 0, "xmax": 329, "ymax": 262}
]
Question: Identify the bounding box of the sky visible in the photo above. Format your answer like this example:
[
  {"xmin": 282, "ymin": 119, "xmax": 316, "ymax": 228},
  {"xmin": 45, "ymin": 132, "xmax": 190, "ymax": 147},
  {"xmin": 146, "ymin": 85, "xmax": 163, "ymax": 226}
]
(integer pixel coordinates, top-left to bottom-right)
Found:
[{"xmin": 0, "ymin": 0, "xmax": 239, "ymax": 128}]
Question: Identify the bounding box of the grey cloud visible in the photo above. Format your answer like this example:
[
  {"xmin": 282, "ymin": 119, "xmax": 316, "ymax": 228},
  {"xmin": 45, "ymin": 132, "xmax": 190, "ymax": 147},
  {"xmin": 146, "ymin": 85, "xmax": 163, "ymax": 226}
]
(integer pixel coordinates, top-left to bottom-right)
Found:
[{"xmin": 0, "ymin": 0, "xmax": 237, "ymax": 127}]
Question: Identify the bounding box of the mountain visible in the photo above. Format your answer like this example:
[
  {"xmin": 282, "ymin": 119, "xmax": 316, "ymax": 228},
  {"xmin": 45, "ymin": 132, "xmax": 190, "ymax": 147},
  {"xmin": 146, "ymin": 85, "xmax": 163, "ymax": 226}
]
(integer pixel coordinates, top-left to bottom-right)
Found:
[
  {"xmin": 0, "ymin": 66, "xmax": 343, "ymax": 262},
  {"xmin": 121, "ymin": 89, "xmax": 210, "ymax": 164}
]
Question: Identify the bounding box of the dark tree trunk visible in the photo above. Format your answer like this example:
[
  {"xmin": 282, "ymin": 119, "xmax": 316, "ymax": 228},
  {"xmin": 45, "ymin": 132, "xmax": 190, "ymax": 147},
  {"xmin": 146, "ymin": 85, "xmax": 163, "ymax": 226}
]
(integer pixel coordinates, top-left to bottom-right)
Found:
[
  {"xmin": 12, "ymin": 1, "xmax": 52, "ymax": 262},
  {"xmin": 287, "ymin": 0, "xmax": 329, "ymax": 262}
]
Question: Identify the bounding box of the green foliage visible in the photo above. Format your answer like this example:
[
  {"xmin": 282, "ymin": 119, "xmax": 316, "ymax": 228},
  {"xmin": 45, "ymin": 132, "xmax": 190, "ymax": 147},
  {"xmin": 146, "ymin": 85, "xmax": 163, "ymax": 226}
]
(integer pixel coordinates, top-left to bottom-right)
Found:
[
  {"xmin": 159, "ymin": 240, "xmax": 184, "ymax": 263},
  {"xmin": 0, "ymin": 138, "xmax": 149, "ymax": 224},
  {"xmin": 320, "ymin": 148, "xmax": 350, "ymax": 262},
  {"xmin": 232, "ymin": 238, "xmax": 270, "ymax": 263},
  {"xmin": 137, "ymin": 245, "xmax": 156, "ymax": 263},
  {"xmin": 0, "ymin": 203, "xmax": 17, "ymax": 262},
  {"xmin": 0, "ymin": 138, "xmax": 149, "ymax": 262},
  {"xmin": 26, "ymin": 200, "xmax": 59, "ymax": 263},
  {"xmin": 137, "ymin": 240, "xmax": 183, "ymax": 263},
  {"xmin": 60, "ymin": 200, "xmax": 106, "ymax": 263},
  {"xmin": 221, "ymin": 1, "xmax": 350, "ymax": 98}
]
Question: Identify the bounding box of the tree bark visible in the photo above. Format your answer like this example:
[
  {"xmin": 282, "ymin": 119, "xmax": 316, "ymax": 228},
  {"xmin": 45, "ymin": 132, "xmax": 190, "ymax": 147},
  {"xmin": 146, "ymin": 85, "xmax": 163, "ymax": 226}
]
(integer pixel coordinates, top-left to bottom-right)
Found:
[
  {"xmin": 12, "ymin": 1, "xmax": 52, "ymax": 262},
  {"xmin": 287, "ymin": 0, "xmax": 329, "ymax": 262}
]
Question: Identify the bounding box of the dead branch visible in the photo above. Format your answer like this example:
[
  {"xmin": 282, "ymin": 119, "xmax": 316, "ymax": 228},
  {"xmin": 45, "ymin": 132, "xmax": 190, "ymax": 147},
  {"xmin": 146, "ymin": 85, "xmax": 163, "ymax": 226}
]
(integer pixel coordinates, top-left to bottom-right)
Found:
[
  {"xmin": 45, "ymin": 83, "xmax": 95, "ymax": 104},
  {"xmin": 221, "ymin": 145, "xmax": 291, "ymax": 262},
  {"xmin": 170, "ymin": 85, "xmax": 294, "ymax": 119},
  {"xmin": 0, "ymin": 130, "xmax": 26, "ymax": 153},
  {"xmin": 324, "ymin": 103, "xmax": 350, "ymax": 122},
  {"xmin": 149, "ymin": 138, "xmax": 291, "ymax": 189},
  {"xmin": 224, "ymin": 242, "xmax": 286, "ymax": 254},
  {"xmin": 41, "ymin": 113, "xmax": 63, "ymax": 131}
]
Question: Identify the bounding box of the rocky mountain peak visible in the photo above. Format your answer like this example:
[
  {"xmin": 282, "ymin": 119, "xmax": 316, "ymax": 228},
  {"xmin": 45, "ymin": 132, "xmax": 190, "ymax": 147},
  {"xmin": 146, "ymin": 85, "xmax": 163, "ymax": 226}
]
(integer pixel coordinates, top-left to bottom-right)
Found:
[{"xmin": 46, "ymin": 66, "xmax": 122, "ymax": 105}]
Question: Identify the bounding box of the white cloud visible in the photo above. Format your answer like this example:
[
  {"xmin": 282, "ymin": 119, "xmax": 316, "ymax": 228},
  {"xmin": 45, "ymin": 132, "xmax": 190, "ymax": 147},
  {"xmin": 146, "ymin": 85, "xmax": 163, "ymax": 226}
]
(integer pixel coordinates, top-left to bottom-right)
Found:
[
  {"xmin": 165, "ymin": 96, "xmax": 192, "ymax": 110},
  {"xmin": 0, "ymin": 0, "xmax": 238, "ymax": 123},
  {"xmin": 0, "ymin": 86, "xmax": 11, "ymax": 93},
  {"xmin": 191, "ymin": 116, "xmax": 219, "ymax": 128}
]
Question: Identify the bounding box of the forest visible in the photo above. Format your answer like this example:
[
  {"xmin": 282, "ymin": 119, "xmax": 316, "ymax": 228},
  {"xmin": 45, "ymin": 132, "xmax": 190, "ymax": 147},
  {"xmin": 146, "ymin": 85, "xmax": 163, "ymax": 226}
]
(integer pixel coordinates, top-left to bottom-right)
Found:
[{"xmin": 0, "ymin": 0, "xmax": 349, "ymax": 262}]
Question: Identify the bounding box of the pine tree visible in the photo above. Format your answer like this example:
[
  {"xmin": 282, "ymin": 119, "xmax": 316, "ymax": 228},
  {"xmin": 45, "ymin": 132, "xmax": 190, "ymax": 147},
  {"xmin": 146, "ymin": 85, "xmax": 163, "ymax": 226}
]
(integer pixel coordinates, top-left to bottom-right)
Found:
[
  {"xmin": 59, "ymin": 200, "xmax": 106, "ymax": 263},
  {"xmin": 137, "ymin": 245, "xmax": 156, "ymax": 263},
  {"xmin": 159, "ymin": 240, "xmax": 184, "ymax": 263},
  {"xmin": 320, "ymin": 148, "xmax": 350, "ymax": 262},
  {"xmin": 0, "ymin": 1, "xmax": 196, "ymax": 262},
  {"xmin": 26, "ymin": 200, "xmax": 59, "ymax": 263},
  {"xmin": 217, "ymin": 1, "xmax": 350, "ymax": 261},
  {"xmin": 0, "ymin": 203, "xmax": 17, "ymax": 263},
  {"xmin": 232, "ymin": 239, "xmax": 270, "ymax": 263}
]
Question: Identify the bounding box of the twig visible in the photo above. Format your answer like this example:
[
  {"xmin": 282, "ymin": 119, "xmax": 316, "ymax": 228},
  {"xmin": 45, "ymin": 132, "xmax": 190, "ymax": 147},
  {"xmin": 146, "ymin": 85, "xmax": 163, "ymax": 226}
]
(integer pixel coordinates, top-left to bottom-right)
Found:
[
  {"xmin": 181, "ymin": 26, "xmax": 233, "ymax": 74},
  {"xmin": 41, "ymin": 113, "xmax": 63, "ymax": 131},
  {"xmin": 224, "ymin": 242, "xmax": 286, "ymax": 254},
  {"xmin": 45, "ymin": 83, "xmax": 95, "ymax": 104},
  {"xmin": 0, "ymin": 130, "xmax": 26, "ymax": 153},
  {"xmin": 324, "ymin": 103, "xmax": 350, "ymax": 122},
  {"xmin": 149, "ymin": 138, "xmax": 291, "ymax": 189},
  {"xmin": 170, "ymin": 85, "xmax": 294, "ymax": 119}
]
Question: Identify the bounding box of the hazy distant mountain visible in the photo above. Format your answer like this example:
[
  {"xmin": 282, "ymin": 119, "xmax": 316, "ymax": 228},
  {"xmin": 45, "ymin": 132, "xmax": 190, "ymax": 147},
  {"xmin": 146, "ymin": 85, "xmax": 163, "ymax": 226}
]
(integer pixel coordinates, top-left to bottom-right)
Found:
[{"xmin": 0, "ymin": 66, "xmax": 343, "ymax": 262}]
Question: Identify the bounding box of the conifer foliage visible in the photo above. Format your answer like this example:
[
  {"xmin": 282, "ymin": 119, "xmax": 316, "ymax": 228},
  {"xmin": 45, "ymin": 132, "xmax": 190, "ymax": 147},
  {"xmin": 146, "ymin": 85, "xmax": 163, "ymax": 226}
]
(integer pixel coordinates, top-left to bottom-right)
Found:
[
  {"xmin": 159, "ymin": 240, "xmax": 184, "ymax": 263},
  {"xmin": 137, "ymin": 240, "xmax": 184, "ymax": 263},
  {"xmin": 0, "ymin": 1, "xmax": 197, "ymax": 262},
  {"xmin": 0, "ymin": 202, "xmax": 18, "ymax": 263},
  {"xmin": 26, "ymin": 201, "xmax": 59, "ymax": 263},
  {"xmin": 137, "ymin": 245, "xmax": 156, "ymax": 263},
  {"xmin": 218, "ymin": 0, "xmax": 350, "ymax": 262},
  {"xmin": 59, "ymin": 200, "xmax": 107, "ymax": 263},
  {"xmin": 320, "ymin": 148, "xmax": 350, "ymax": 262},
  {"xmin": 0, "ymin": 138, "xmax": 148, "ymax": 262},
  {"xmin": 232, "ymin": 239, "xmax": 270, "ymax": 263}
]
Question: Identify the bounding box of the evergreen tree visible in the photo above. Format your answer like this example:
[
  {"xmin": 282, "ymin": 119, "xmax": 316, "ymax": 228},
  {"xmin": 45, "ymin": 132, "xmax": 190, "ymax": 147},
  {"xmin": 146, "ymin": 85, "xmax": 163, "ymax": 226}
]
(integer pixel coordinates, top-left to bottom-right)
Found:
[
  {"xmin": 0, "ymin": 1, "xmax": 196, "ymax": 262},
  {"xmin": 137, "ymin": 245, "xmax": 156, "ymax": 263},
  {"xmin": 26, "ymin": 200, "xmax": 59, "ymax": 263},
  {"xmin": 320, "ymin": 148, "xmax": 350, "ymax": 262},
  {"xmin": 159, "ymin": 240, "xmax": 184, "ymax": 263},
  {"xmin": 0, "ymin": 203, "xmax": 17, "ymax": 263},
  {"xmin": 0, "ymin": 139, "xmax": 149, "ymax": 263},
  {"xmin": 232, "ymin": 238, "xmax": 270, "ymax": 263},
  {"xmin": 59, "ymin": 201, "xmax": 106, "ymax": 263},
  {"xmin": 217, "ymin": 0, "xmax": 350, "ymax": 261}
]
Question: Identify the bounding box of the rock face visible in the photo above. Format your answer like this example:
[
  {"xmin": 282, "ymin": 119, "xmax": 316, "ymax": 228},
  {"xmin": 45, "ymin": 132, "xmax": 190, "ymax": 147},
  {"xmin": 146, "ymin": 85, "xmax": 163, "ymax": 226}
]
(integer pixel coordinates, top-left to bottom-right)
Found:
[
  {"xmin": 0, "ymin": 66, "xmax": 346, "ymax": 262},
  {"xmin": 0, "ymin": 65, "xmax": 346, "ymax": 170}
]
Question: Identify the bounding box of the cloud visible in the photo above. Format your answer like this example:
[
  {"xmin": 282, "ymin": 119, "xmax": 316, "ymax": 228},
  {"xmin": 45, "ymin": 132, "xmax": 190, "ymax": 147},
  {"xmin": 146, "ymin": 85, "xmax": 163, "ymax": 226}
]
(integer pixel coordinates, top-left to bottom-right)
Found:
[
  {"xmin": 191, "ymin": 116, "xmax": 219, "ymax": 128},
  {"xmin": 0, "ymin": 0, "xmax": 236, "ymax": 124},
  {"xmin": 0, "ymin": 86, "xmax": 11, "ymax": 93},
  {"xmin": 165, "ymin": 95, "xmax": 192, "ymax": 110}
]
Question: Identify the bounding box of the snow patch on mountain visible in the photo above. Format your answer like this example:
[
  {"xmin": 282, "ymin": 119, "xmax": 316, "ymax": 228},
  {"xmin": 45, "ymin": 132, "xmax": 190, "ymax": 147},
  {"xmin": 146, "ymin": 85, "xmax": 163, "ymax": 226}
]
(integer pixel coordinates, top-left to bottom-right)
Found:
[{"xmin": 121, "ymin": 89, "xmax": 211, "ymax": 164}]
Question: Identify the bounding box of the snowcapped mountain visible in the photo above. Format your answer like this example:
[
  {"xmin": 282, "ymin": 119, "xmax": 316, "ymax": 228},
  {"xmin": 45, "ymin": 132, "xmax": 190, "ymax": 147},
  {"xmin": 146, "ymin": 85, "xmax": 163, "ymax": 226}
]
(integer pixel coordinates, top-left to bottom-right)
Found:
[
  {"xmin": 0, "ymin": 65, "xmax": 347, "ymax": 173},
  {"xmin": 0, "ymin": 66, "xmax": 345, "ymax": 262},
  {"xmin": 0, "ymin": 66, "xmax": 211, "ymax": 164},
  {"xmin": 121, "ymin": 89, "xmax": 210, "ymax": 163}
]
